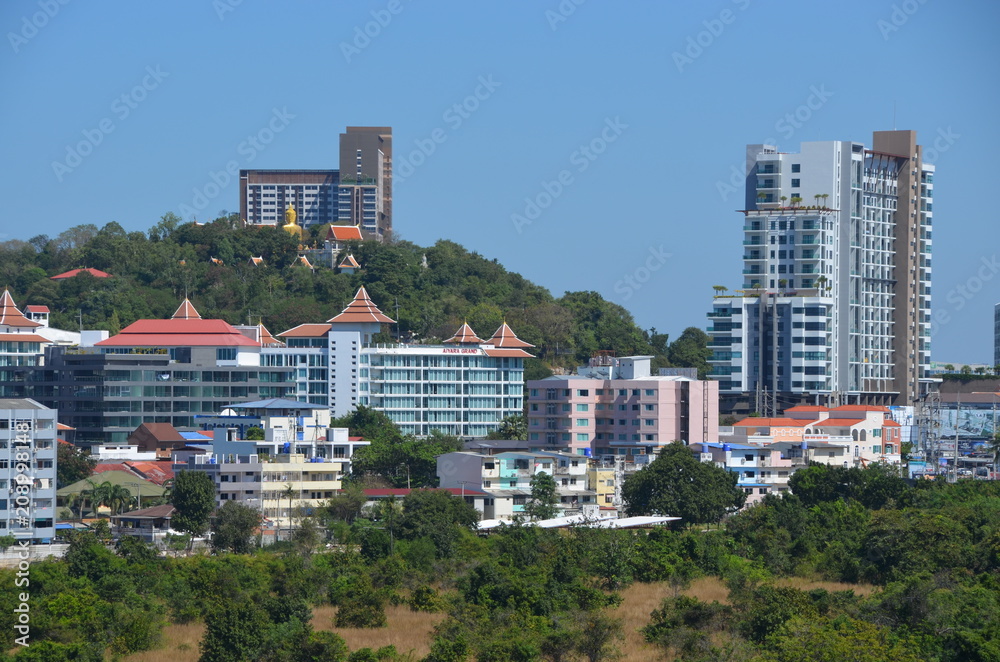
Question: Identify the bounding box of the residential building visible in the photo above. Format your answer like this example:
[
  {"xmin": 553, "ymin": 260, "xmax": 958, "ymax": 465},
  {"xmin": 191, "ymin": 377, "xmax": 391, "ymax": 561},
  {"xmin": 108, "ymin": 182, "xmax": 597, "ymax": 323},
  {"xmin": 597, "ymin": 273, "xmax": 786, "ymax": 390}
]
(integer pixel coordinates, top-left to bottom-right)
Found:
[
  {"xmin": 0, "ymin": 291, "xmax": 80, "ymax": 393},
  {"xmin": 437, "ymin": 450, "xmax": 597, "ymax": 521},
  {"xmin": 173, "ymin": 432, "xmax": 344, "ymax": 532},
  {"xmin": 708, "ymin": 130, "xmax": 934, "ymax": 412},
  {"xmin": 2, "ymin": 299, "xmax": 294, "ymax": 447},
  {"xmin": 240, "ymin": 126, "xmax": 392, "ymax": 238},
  {"xmin": 0, "ymin": 398, "xmax": 57, "ymax": 543},
  {"xmin": 272, "ymin": 288, "xmax": 531, "ymax": 437},
  {"xmin": 526, "ymin": 355, "xmax": 718, "ymax": 458},
  {"xmin": 691, "ymin": 442, "xmax": 793, "ymax": 507}
]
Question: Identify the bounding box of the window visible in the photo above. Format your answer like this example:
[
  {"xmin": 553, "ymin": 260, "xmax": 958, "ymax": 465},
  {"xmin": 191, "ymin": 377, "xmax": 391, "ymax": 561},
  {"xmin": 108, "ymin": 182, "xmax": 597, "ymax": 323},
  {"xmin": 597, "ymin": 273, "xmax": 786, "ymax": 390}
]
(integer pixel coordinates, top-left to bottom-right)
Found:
[
  {"xmin": 791, "ymin": 179, "xmax": 800, "ymax": 188},
  {"xmin": 216, "ymin": 348, "xmax": 237, "ymax": 361},
  {"xmin": 575, "ymin": 419, "xmax": 588, "ymax": 426},
  {"xmin": 791, "ymin": 163, "xmax": 800, "ymax": 173},
  {"xmin": 644, "ymin": 389, "xmax": 654, "ymax": 396},
  {"xmin": 576, "ymin": 404, "xmax": 588, "ymax": 412},
  {"xmin": 577, "ymin": 389, "xmax": 589, "ymax": 396},
  {"xmin": 483, "ymin": 480, "xmax": 491, "ymax": 488}
]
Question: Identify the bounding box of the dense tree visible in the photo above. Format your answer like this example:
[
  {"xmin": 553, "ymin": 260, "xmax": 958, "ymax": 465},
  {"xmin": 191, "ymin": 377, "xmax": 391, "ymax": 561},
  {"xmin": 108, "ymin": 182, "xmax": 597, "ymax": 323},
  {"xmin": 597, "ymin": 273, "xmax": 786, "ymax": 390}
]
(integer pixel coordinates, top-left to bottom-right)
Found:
[
  {"xmin": 211, "ymin": 501, "xmax": 262, "ymax": 554},
  {"xmin": 56, "ymin": 444, "xmax": 95, "ymax": 489},
  {"xmin": 666, "ymin": 326, "xmax": 712, "ymax": 378},
  {"xmin": 623, "ymin": 442, "xmax": 746, "ymax": 523},
  {"xmin": 485, "ymin": 414, "xmax": 527, "ymax": 441},
  {"xmin": 523, "ymin": 472, "xmax": 559, "ymax": 521},
  {"xmin": 171, "ymin": 471, "xmax": 216, "ymax": 539}
]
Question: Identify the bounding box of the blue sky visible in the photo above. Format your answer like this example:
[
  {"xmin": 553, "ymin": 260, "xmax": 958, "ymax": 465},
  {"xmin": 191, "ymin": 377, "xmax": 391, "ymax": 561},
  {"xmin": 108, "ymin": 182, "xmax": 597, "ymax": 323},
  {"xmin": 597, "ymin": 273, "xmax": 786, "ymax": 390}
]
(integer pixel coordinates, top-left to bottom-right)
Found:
[{"xmin": 1, "ymin": 0, "xmax": 998, "ymax": 364}]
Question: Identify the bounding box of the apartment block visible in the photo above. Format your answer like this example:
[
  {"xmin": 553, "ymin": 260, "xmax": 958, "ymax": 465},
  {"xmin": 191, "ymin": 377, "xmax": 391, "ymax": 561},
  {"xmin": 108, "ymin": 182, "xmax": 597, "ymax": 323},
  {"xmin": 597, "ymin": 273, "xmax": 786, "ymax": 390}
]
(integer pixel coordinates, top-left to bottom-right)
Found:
[
  {"xmin": 0, "ymin": 399, "xmax": 57, "ymax": 543},
  {"xmin": 437, "ymin": 450, "xmax": 596, "ymax": 521},
  {"xmin": 240, "ymin": 126, "xmax": 392, "ymax": 238},
  {"xmin": 526, "ymin": 355, "xmax": 718, "ymax": 458},
  {"xmin": 272, "ymin": 289, "xmax": 531, "ymax": 438},
  {"xmin": 708, "ymin": 131, "xmax": 934, "ymax": 411}
]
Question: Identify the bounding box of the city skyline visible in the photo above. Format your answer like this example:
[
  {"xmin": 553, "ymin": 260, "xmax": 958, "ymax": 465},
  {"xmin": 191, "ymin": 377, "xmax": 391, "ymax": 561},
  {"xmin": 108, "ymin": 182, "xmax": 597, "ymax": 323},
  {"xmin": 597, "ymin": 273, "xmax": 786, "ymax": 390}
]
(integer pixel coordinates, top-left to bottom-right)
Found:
[{"xmin": 2, "ymin": 1, "xmax": 998, "ymax": 364}]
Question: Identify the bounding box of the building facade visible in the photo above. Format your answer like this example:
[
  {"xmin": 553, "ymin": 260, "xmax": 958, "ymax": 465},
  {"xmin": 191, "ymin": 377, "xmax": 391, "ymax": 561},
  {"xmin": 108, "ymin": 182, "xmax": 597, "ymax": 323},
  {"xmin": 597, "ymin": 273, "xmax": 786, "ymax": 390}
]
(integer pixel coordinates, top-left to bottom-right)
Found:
[
  {"xmin": 708, "ymin": 131, "xmax": 934, "ymax": 411},
  {"xmin": 273, "ymin": 288, "xmax": 531, "ymax": 438},
  {"xmin": 240, "ymin": 126, "xmax": 392, "ymax": 238},
  {"xmin": 526, "ymin": 355, "xmax": 719, "ymax": 458},
  {"xmin": 995, "ymin": 303, "xmax": 999, "ymax": 368},
  {"xmin": 4, "ymin": 300, "xmax": 294, "ymax": 447},
  {"xmin": 0, "ymin": 399, "xmax": 57, "ymax": 543}
]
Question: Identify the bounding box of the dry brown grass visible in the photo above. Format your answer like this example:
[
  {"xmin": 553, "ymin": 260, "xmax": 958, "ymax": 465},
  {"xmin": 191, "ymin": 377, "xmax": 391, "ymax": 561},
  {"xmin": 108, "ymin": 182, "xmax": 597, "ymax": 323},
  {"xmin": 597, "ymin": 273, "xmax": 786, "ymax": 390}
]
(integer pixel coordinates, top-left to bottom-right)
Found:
[
  {"xmin": 123, "ymin": 622, "xmax": 202, "ymax": 662},
  {"xmin": 314, "ymin": 604, "xmax": 445, "ymax": 658},
  {"xmin": 773, "ymin": 576, "xmax": 876, "ymax": 596}
]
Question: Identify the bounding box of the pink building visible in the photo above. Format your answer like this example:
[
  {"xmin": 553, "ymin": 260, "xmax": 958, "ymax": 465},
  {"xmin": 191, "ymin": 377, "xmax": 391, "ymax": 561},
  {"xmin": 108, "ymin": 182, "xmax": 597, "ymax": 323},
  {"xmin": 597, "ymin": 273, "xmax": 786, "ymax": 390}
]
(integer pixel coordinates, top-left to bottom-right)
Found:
[{"xmin": 527, "ymin": 355, "xmax": 719, "ymax": 458}]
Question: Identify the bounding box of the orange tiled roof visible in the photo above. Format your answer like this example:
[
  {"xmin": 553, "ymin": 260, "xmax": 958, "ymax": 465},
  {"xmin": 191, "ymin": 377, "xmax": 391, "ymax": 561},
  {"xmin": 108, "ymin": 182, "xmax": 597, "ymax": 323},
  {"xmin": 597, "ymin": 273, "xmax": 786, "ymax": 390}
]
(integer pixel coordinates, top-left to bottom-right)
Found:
[
  {"xmin": 257, "ymin": 324, "xmax": 284, "ymax": 347},
  {"xmin": 487, "ymin": 322, "xmax": 534, "ymax": 349},
  {"xmin": 327, "ymin": 225, "xmax": 364, "ymax": 242},
  {"xmin": 831, "ymin": 405, "xmax": 890, "ymax": 412},
  {"xmin": 277, "ymin": 323, "xmax": 332, "ymax": 338},
  {"xmin": 339, "ymin": 254, "xmax": 361, "ymax": 269},
  {"xmin": 883, "ymin": 420, "xmax": 901, "ymax": 427},
  {"xmin": 172, "ymin": 298, "xmax": 201, "ymax": 320},
  {"xmin": 24, "ymin": 305, "xmax": 49, "ymax": 313},
  {"xmin": 250, "ymin": 256, "xmax": 265, "ymax": 266},
  {"xmin": 785, "ymin": 405, "xmax": 829, "ymax": 412},
  {"xmin": 484, "ymin": 348, "xmax": 533, "ymax": 358},
  {"xmin": 0, "ymin": 290, "xmax": 42, "ymax": 328},
  {"xmin": 0, "ymin": 333, "xmax": 48, "ymax": 342},
  {"xmin": 327, "ymin": 287, "xmax": 395, "ymax": 324},
  {"xmin": 445, "ymin": 322, "xmax": 483, "ymax": 344}
]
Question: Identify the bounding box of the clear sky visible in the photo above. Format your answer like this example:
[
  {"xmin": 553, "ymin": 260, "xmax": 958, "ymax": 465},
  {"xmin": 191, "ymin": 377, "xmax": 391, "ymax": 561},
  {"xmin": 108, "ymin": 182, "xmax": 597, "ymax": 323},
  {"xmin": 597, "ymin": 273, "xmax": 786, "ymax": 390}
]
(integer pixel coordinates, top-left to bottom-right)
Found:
[{"xmin": 1, "ymin": 0, "xmax": 998, "ymax": 364}]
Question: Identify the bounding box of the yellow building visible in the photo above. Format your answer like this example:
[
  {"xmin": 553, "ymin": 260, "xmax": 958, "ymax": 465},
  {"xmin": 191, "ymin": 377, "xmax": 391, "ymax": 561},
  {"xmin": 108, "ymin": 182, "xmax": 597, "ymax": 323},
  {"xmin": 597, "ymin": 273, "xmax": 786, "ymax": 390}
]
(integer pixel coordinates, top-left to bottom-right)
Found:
[{"xmin": 587, "ymin": 465, "xmax": 618, "ymax": 512}]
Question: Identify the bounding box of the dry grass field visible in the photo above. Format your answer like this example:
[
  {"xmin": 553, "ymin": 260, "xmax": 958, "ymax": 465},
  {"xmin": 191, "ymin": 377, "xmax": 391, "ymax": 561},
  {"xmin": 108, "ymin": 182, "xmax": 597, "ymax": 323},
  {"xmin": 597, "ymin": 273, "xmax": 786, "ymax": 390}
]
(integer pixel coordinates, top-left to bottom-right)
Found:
[{"xmin": 123, "ymin": 577, "xmax": 875, "ymax": 662}]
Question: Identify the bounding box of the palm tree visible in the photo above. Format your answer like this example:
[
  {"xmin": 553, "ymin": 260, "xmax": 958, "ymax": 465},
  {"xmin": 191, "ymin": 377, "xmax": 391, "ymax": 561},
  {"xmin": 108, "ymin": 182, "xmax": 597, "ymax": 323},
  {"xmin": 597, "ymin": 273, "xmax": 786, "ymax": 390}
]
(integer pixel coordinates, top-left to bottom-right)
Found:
[
  {"xmin": 712, "ymin": 285, "xmax": 728, "ymax": 296},
  {"xmin": 91, "ymin": 481, "xmax": 115, "ymax": 515},
  {"xmin": 814, "ymin": 194, "xmax": 822, "ymax": 208},
  {"xmin": 989, "ymin": 433, "xmax": 1000, "ymax": 476},
  {"xmin": 282, "ymin": 483, "xmax": 296, "ymax": 541},
  {"xmin": 820, "ymin": 193, "xmax": 829, "ymax": 208},
  {"xmin": 81, "ymin": 478, "xmax": 102, "ymax": 517},
  {"xmin": 107, "ymin": 484, "xmax": 134, "ymax": 515},
  {"xmin": 780, "ymin": 195, "xmax": 788, "ymax": 207}
]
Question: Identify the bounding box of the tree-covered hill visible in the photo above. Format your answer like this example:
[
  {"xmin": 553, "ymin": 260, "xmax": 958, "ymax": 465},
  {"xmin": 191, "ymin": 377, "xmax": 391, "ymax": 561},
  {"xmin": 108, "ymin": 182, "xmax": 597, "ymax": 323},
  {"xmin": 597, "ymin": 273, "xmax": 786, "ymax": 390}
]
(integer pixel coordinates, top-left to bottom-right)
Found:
[{"xmin": 0, "ymin": 213, "xmax": 710, "ymax": 376}]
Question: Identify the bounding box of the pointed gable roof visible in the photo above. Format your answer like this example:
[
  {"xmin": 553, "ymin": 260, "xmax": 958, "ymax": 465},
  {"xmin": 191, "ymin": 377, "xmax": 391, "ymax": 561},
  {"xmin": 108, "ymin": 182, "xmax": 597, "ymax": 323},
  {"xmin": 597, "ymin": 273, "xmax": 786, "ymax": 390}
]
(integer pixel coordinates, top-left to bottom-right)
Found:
[
  {"xmin": 50, "ymin": 268, "xmax": 111, "ymax": 280},
  {"xmin": 445, "ymin": 322, "xmax": 483, "ymax": 344},
  {"xmin": 172, "ymin": 298, "xmax": 201, "ymax": 320},
  {"xmin": 0, "ymin": 290, "xmax": 41, "ymax": 328},
  {"xmin": 487, "ymin": 322, "xmax": 534, "ymax": 349},
  {"xmin": 257, "ymin": 324, "xmax": 284, "ymax": 347},
  {"xmin": 327, "ymin": 287, "xmax": 395, "ymax": 324},
  {"xmin": 339, "ymin": 254, "xmax": 360, "ymax": 269}
]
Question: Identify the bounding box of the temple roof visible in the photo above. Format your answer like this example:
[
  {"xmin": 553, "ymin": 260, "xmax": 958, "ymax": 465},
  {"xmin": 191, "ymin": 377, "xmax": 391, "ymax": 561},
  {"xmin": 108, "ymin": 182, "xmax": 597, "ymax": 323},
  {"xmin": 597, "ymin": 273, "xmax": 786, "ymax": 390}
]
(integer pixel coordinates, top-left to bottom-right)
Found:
[
  {"xmin": 487, "ymin": 322, "xmax": 534, "ymax": 349},
  {"xmin": 339, "ymin": 254, "xmax": 361, "ymax": 269},
  {"xmin": 0, "ymin": 290, "xmax": 41, "ymax": 328},
  {"xmin": 327, "ymin": 287, "xmax": 395, "ymax": 324},
  {"xmin": 445, "ymin": 323, "xmax": 484, "ymax": 344},
  {"xmin": 172, "ymin": 298, "xmax": 201, "ymax": 320}
]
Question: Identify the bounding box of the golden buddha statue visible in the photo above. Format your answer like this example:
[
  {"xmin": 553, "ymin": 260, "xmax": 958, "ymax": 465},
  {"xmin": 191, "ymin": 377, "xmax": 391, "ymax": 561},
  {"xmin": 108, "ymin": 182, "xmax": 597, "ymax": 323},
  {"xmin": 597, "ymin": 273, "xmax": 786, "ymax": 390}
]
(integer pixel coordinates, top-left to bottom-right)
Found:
[{"xmin": 282, "ymin": 204, "xmax": 306, "ymax": 246}]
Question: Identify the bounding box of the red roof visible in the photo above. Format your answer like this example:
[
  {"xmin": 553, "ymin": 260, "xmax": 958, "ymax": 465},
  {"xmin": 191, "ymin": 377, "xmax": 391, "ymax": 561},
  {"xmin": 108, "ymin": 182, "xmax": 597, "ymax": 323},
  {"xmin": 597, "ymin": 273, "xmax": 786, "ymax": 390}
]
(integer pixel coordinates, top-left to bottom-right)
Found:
[
  {"xmin": 883, "ymin": 420, "xmax": 901, "ymax": 427},
  {"xmin": 339, "ymin": 254, "xmax": 360, "ymax": 269},
  {"xmin": 487, "ymin": 322, "xmax": 534, "ymax": 349},
  {"xmin": 58, "ymin": 423, "xmax": 75, "ymax": 431},
  {"xmin": 734, "ymin": 417, "xmax": 815, "ymax": 427},
  {"xmin": 24, "ymin": 305, "xmax": 49, "ymax": 313},
  {"xmin": 327, "ymin": 225, "xmax": 364, "ymax": 242},
  {"xmin": 172, "ymin": 298, "xmax": 201, "ymax": 320},
  {"xmin": 0, "ymin": 290, "xmax": 41, "ymax": 328},
  {"xmin": 124, "ymin": 461, "xmax": 175, "ymax": 485},
  {"xmin": 785, "ymin": 405, "xmax": 829, "ymax": 412},
  {"xmin": 327, "ymin": 287, "xmax": 395, "ymax": 324},
  {"xmin": 831, "ymin": 405, "xmax": 889, "ymax": 412},
  {"xmin": 278, "ymin": 323, "xmax": 332, "ymax": 338},
  {"xmin": 97, "ymin": 318, "xmax": 259, "ymax": 347},
  {"xmin": 51, "ymin": 268, "xmax": 111, "ymax": 279},
  {"xmin": 257, "ymin": 324, "xmax": 284, "ymax": 347},
  {"xmin": 445, "ymin": 322, "xmax": 483, "ymax": 344},
  {"xmin": 812, "ymin": 419, "xmax": 866, "ymax": 427}
]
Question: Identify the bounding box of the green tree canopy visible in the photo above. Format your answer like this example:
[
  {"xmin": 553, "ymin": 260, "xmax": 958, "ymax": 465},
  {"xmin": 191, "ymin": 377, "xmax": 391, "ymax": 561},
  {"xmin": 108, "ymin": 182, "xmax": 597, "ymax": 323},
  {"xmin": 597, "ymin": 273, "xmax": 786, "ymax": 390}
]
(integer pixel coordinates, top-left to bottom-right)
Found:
[
  {"xmin": 171, "ymin": 470, "xmax": 216, "ymax": 538},
  {"xmin": 523, "ymin": 472, "xmax": 560, "ymax": 521},
  {"xmin": 622, "ymin": 442, "xmax": 746, "ymax": 523},
  {"xmin": 211, "ymin": 501, "xmax": 262, "ymax": 554},
  {"xmin": 57, "ymin": 444, "xmax": 95, "ymax": 489}
]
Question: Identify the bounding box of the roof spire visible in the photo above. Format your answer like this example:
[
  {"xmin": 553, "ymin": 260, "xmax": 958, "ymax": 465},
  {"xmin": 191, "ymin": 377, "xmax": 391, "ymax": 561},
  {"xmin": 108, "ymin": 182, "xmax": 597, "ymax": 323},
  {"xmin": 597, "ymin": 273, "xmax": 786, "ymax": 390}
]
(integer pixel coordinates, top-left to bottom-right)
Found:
[
  {"xmin": 172, "ymin": 298, "xmax": 202, "ymax": 320},
  {"xmin": 487, "ymin": 321, "xmax": 534, "ymax": 348},
  {"xmin": 327, "ymin": 286, "xmax": 395, "ymax": 324},
  {"xmin": 445, "ymin": 322, "xmax": 484, "ymax": 344}
]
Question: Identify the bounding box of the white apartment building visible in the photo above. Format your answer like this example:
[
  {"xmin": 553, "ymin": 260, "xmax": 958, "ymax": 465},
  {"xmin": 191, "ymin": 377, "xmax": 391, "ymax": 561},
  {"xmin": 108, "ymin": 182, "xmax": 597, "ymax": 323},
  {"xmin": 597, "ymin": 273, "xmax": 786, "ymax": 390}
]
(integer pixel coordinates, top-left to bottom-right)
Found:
[
  {"xmin": 272, "ymin": 288, "xmax": 532, "ymax": 438},
  {"xmin": 437, "ymin": 451, "xmax": 596, "ymax": 520},
  {"xmin": 0, "ymin": 399, "xmax": 57, "ymax": 543},
  {"xmin": 709, "ymin": 130, "xmax": 934, "ymax": 410}
]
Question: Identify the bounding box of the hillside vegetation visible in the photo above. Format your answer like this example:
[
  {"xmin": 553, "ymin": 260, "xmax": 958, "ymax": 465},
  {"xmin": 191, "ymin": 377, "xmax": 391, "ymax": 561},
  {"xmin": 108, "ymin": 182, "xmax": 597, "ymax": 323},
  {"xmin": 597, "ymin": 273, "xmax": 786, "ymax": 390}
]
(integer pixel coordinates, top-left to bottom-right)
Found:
[{"xmin": 0, "ymin": 213, "xmax": 710, "ymax": 377}]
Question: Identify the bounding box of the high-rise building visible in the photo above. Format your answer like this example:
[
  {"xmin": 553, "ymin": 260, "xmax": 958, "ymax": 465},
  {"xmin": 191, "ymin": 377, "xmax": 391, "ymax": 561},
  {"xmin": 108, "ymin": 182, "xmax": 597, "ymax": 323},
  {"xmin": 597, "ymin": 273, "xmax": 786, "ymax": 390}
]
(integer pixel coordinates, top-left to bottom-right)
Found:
[
  {"xmin": 240, "ymin": 126, "xmax": 392, "ymax": 238},
  {"xmin": 708, "ymin": 131, "xmax": 934, "ymax": 413},
  {"xmin": 1, "ymin": 398, "xmax": 57, "ymax": 543}
]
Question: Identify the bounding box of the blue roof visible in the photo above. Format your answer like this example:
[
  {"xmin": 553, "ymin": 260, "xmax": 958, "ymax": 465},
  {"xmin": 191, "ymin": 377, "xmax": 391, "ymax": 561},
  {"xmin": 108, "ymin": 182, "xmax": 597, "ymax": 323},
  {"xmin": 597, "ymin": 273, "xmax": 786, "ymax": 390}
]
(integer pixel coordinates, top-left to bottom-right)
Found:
[
  {"xmin": 699, "ymin": 442, "xmax": 759, "ymax": 451},
  {"xmin": 180, "ymin": 431, "xmax": 211, "ymax": 440}
]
